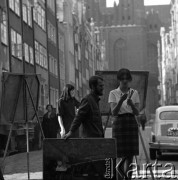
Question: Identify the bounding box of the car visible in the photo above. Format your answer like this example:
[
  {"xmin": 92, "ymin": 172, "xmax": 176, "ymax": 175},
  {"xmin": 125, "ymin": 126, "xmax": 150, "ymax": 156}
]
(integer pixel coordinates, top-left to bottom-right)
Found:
[{"xmin": 149, "ymin": 106, "xmax": 178, "ymax": 160}]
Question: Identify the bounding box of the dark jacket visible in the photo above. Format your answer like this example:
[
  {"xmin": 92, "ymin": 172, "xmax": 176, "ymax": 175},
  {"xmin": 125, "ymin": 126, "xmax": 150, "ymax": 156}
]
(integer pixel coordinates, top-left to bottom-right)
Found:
[
  {"xmin": 70, "ymin": 93, "xmax": 104, "ymax": 138},
  {"xmin": 58, "ymin": 97, "xmax": 80, "ymax": 133},
  {"xmin": 42, "ymin": 112, "xmax": 59, "ymax": 138}
]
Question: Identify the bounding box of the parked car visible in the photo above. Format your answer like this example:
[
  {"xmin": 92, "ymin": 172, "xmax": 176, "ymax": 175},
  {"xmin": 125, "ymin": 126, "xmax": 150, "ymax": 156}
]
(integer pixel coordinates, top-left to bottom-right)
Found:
[{"xmin": 149, "ymin": 106, "xmax": 178, "ymax": 160}]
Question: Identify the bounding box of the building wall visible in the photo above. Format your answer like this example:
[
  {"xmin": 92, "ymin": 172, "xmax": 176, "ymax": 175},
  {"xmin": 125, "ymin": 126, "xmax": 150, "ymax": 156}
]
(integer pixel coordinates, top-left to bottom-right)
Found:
[
  {"xmin": 33, "ymin": 0, "xmax": 49, "ymax": 112},
  {"xmin": 58, "ymin": 21, "xmax": 65, "ymax": 93},
  {"xmin": 101, "ymin": 25, "xmax": 147, "ymax": 71},
  {"xmin": 63, "ymin": 0, "xmax": 75, "ymax": 85},
  {"xmin": 46, "ymin": 0, "xmax": 59, "ymax": 109}
]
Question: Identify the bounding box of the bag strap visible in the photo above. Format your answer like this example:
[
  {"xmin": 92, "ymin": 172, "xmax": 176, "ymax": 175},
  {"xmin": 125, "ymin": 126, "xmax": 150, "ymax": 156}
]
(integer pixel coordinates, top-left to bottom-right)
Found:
[{"xmin": 128, "ymin": 89, "xmax": 135, "ymax": 99}]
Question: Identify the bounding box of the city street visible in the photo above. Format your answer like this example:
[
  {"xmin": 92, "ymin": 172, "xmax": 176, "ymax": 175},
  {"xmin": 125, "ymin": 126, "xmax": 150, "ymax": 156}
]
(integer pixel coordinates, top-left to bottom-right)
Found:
[
  {"xmin": 0, "ymin": 0, "xmax": 176, "ymax": 180},
  {"xmin": 1, "ymin": 126, "xmax": 178, "ymax": 180}
]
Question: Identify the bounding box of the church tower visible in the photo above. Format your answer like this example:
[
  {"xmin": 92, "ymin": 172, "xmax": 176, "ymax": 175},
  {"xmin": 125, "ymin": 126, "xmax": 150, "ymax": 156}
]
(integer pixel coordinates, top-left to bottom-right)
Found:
[
  {"xmin": 115, "ymin": 0, "xmax": 145, "ymax": 25},
  {"xmin": 133, "ymin": 0, "xmax": 145, "ymax": 25}
]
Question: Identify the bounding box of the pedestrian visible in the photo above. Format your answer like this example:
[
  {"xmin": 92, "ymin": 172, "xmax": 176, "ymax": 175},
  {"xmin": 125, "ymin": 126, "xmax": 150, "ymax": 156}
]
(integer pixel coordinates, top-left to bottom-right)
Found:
[
  {"xmin": 108, "ymin": 68, "xmax": 140, "ymax": 180},
  {"xmin": 42, "ymin": 104, "xmax": 59, "ymax": 138},
  {"xmin": 58, "ymin": 84, "xmax": 80, "ymax": 138},
  {"xmin": 63, "ymin": 75, "xmax": 104, "ymax": 138}
]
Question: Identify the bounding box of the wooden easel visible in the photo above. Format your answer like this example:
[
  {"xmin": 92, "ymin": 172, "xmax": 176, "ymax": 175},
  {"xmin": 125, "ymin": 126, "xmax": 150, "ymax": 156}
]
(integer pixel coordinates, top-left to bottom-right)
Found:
[{"xmin": 0, "ymin": 74, "xmax": 45, "ymax": 180}]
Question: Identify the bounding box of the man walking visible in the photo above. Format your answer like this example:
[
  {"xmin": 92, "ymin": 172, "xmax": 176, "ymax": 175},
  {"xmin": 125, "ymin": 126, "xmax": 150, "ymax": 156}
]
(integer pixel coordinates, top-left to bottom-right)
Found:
[{"xmin": 64, "ymin": 75, "xmax": 104, "ymax": 138}]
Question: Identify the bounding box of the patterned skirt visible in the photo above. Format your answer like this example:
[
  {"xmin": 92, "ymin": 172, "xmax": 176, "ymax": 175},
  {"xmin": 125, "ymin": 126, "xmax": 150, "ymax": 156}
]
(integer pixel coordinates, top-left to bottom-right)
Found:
[{"xmin": 112, "ymin": 113, "xmax": 139, "ymax": 158}]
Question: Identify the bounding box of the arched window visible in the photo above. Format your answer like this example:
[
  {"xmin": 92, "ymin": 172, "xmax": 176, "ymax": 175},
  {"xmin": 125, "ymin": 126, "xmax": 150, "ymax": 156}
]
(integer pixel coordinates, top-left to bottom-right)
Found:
[{"xmin": 114, "ymin": 38, "xmax": 126, "ymax": 69}]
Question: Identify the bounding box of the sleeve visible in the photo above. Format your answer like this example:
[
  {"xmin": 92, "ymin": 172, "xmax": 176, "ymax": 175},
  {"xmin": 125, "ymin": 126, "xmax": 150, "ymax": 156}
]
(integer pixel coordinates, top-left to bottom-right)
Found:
[
  {"xmin": 108, "ymin": 91, "xmax": 116, "ymax": 103},
  {"xmin": 134, "ymin": 90, "xmax": 140, "ymax": 104},
  {"xmin": 58, "ymin": 99, "xmax": 64, "ymax": 116},
  {"xmin": 70, "ymin": 98, "xmax": 90, "ymax": 133}
]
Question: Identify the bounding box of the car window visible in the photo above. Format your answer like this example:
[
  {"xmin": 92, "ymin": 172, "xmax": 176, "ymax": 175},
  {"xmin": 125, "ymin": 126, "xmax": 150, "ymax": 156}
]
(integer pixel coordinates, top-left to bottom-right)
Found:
[{"xmin": 160, "ymin": 111, "xmax": 178, "ymax": 120}]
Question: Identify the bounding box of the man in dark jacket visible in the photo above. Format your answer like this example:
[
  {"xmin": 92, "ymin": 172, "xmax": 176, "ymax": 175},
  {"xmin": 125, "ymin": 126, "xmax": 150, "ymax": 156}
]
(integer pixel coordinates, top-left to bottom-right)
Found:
[{"xmin": 64, "ymin": 75, "xmax": 104, "ymax": 139}]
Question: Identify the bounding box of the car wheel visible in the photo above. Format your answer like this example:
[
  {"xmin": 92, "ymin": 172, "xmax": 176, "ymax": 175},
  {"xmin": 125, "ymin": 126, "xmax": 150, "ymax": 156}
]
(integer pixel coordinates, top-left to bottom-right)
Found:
[{"xmin": 149, "ymin": 148, "xmax": 157, "ymax": 160}]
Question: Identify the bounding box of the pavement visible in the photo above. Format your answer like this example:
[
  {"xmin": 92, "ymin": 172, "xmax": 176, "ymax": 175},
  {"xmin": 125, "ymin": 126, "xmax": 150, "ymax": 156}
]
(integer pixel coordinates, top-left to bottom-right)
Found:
[{"xmin": 1, "ymin": 126, "xmax": 153, "ymax": 180}]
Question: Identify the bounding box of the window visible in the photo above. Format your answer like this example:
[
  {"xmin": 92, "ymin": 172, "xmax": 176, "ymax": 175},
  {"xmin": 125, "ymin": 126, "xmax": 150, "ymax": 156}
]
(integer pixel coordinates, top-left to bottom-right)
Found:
[
  {"xmin": 11, "ymin": 29, "xmax": 16, "ymax": 56},
  {"xmin": 29, "ymin": 46, "xmax": 34, "ymax": 64},
  {"xmin": 1, "ymin": 11, "xmax": 8, "ymax": 45},
  {"xmin": 23, "ymin": 1, "xmax": 32, "ymax": 26},
  {"xmin": 47, "ymin": 0, "xmax": 55, "ymax": 13},
  {"xmin": 24, "ymin": 43, "xmax": 29, "ymax": 62},
  {"xmin": 23, "ymin": 5, "xmax": 27, "ymax": 23},
  {"xmin": 16, "ymin": 33, "xmax": 22, "ymax": 59},
  {"xmin": 49, "ymin": 55, "xmax": 58, "ymax": 76},
  {"xmin": 27, "ymin": 2, "xmax": 32, "ymax": 26},
  {"xmin": 34, "ymin": 4, "xmax": 46, "ymax": 30},
  {"xmin": 9, "ymin": 0, "xmax": 20, "ymax": 16},
  {"xmin": 37, "ymin": 5, "xmax": 42, "ymax": 27},
  {"xmin": 15, "ymin": 0, "xmax": 20, "ymax": 16},
  {"xmin": 41, "ymin": 9, "xmax": 45, "ymax": 30},
  {"xmin": 50, "ymin": 88, "xmax": 59, "ymax": 108},
  {"xmin": 160, "ymin": 111, "xmax": 178, "ymax": 120},
  {"xmin": 54, "ymin": 59, "xmax": 58, "ymax": 76},
  {"xmin": 35, "ymin": 41, "xmax": 39, "ymax": 64},
  {"xmin": 47, "ymin": 22, "xmax": 56, "ymax": 44},
  {"xmin": 43, "ymin": 47, "xmax": 47, "ymax": 69},
  {"xmin": 9, "ymin": 0, "xmax": 15, "ymax": 11},
  {"xmin": 11, "ymin": 29, "xmax": 22, "ymax": 59},
  {"xmin": 40, "ymin": 45, "xmax": 43, "ymax": 67},
  {"xmin": 35, "ymin": 41, "xmax": 47, "ymax": 68},
  {"xmin": 33, "ymin": 6, "xmax": 38, "ymax": 22}
]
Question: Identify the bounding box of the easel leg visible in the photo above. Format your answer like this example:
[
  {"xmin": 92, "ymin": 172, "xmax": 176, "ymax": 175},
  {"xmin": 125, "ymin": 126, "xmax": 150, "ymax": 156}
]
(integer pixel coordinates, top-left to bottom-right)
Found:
[
  {"xmin": 24, "ymin": 79, "xmax": 45, "ymax": 139},
  {"xmin": 0, "ymin": 168, "xmax": 4, "ymax": 180},
  {"xmin": 1, "ymin": 79, "xmax": 22, "ymax": 173},
  {"xmin": 23, "ymin": 77, "xmax": 30, "ymax": 180},
  {"xmin": 103, "ymin": 109, "xmax": 111, "ymax": 133},
  {"xmin": 26, "ymin": 122, "xmax": 30, "ymax": 180},
  {"xmin": 137, "ymin": 125, "xmax": 155, "ymax": 180}
]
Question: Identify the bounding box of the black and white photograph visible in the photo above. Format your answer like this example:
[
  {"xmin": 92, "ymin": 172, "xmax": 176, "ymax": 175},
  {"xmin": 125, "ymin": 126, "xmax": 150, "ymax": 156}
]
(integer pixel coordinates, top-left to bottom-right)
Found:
[{"xmin": 0, "ymin": 0, "xmax": 177, "ymax": 180}]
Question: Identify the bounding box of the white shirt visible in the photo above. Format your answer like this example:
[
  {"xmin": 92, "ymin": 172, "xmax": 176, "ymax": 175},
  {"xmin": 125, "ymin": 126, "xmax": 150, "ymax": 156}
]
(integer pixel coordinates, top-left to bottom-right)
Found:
[{"xmin": 108, "ymin": 87, "xmax": 140, "ymax": 114}]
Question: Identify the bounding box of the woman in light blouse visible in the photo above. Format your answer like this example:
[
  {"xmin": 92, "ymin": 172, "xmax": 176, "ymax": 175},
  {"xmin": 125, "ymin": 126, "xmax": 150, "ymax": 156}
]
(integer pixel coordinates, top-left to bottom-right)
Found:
[{"xmin": 108, "ymin": 68, "xmax": 140, "ymax": 180}]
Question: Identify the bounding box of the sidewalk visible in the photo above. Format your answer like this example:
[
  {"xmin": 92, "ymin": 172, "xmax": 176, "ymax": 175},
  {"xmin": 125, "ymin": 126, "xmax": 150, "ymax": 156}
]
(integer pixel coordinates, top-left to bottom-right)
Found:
[{"xmin": 1, "ymin": 151, "xmax": 43, "ymax": 180}]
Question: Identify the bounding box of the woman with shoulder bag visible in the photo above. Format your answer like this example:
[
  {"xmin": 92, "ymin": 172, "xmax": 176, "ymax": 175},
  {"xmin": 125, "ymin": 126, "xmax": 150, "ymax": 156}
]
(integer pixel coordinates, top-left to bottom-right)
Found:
[{"xmin": 108, "ymin": 68, "xmax": 140, "ymax": 180}]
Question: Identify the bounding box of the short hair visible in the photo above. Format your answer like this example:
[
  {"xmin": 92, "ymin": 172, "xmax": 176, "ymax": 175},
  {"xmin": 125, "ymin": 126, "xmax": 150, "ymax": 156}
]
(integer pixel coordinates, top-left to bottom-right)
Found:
[
  {"xmin": 46, "ymin": 104, "xmax": 53, "ymax": 110},
  {"xmin": 89, "ymin": 75, "xmax": 103, "ymax": 89},
  {"xmin": 117, "ymin": 68, "xmax": 132, "ymax": 81}
]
